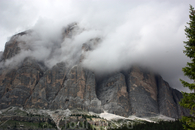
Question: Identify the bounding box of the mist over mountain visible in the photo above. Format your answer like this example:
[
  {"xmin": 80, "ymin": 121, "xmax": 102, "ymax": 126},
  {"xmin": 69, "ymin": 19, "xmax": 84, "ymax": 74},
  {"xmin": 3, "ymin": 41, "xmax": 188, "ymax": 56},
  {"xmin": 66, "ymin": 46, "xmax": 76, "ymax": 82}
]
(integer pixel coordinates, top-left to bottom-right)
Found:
[
  {"xmin": 0, "ymin": 22, "xmax": 190, "ymax": 121},
  {"xmin": 1, "ymin": 2, "xmax": 195, "ymax": 130},
  {"xmin": 1, "ymin": 0, "xmax": 195, "ymax": 93}
]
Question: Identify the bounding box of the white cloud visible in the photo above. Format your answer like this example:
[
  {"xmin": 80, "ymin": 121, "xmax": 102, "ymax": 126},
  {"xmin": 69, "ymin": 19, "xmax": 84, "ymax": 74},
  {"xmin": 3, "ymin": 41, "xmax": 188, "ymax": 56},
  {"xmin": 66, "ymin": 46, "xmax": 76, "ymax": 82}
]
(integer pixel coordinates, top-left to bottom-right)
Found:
[{"xmin": 0, "ymin": 0, "xmax": 195, "ymax": 92}]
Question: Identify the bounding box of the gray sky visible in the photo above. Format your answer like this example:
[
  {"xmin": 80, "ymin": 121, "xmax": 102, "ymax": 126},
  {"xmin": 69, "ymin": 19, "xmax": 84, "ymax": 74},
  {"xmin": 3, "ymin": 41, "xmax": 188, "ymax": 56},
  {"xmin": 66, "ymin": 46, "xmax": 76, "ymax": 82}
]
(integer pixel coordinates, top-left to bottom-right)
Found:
[{"xmin": 0, "ymin": 0, "xmax": 195, "ymax": 92}]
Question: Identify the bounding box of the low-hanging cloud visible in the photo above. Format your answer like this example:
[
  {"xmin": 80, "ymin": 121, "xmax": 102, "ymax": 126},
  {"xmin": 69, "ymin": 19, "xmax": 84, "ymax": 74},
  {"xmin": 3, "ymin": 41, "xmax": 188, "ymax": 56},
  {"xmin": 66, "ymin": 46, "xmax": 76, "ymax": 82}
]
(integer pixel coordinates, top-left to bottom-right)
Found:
[{"xmin": 0, "ymin": 0, "xmax": 194, "ymax": 92}]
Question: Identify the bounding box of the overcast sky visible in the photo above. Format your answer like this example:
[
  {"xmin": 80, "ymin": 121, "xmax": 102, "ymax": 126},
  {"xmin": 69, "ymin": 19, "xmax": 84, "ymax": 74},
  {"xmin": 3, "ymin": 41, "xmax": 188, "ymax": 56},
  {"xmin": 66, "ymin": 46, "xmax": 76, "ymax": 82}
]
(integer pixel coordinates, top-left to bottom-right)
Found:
[{"xmin": 0, "ymin": 0, "xmax": 195, "ymax": 92}]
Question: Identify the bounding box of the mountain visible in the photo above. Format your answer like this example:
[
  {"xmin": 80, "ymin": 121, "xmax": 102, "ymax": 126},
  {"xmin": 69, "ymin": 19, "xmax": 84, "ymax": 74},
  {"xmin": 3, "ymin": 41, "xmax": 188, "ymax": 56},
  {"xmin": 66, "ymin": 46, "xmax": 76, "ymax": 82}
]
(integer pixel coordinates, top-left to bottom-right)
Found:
[{"xmin": 0, "ymin": 23, "xmax": 190, "ymax": 119}]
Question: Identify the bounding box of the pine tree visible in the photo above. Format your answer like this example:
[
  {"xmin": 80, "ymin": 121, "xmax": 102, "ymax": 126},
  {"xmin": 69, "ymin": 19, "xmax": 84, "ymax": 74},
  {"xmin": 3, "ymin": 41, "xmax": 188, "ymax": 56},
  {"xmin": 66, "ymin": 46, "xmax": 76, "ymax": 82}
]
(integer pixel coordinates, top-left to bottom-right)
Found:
[{"xmin": 180, "ymin": 4, "xmax": 195, "ymax": 130}]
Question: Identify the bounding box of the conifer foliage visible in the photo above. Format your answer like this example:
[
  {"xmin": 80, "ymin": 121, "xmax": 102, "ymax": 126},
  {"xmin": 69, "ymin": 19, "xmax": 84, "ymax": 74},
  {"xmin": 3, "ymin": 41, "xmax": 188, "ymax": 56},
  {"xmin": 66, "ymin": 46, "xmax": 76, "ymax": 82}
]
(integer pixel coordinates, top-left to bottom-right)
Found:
[{"xmin": 180, "ymin": 4, "xmax": 195, "ymax": 130}]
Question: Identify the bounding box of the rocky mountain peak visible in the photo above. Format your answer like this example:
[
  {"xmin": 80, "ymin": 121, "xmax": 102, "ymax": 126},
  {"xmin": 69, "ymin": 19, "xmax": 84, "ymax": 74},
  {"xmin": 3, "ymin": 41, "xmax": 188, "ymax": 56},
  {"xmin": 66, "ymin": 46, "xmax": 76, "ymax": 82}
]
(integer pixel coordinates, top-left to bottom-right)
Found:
[{"xmin": 0, "ymin": 25, "xmax": 190, "ymax": 119}]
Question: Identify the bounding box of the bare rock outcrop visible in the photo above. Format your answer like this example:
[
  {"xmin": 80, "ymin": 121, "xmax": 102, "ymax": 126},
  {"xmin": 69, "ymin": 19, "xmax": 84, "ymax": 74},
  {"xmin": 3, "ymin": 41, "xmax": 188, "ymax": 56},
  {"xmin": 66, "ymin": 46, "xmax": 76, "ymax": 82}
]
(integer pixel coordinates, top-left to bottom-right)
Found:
[
  {"xmin": 50, "ymin": 65, "xmax": 102, "ymax": 113},
  {"xmin": 0, "ymin": 58, "xmax": 43, "ymax": 109},
  {"xmin": 97, "ymin": 73, "xmax": 131, "ymax": 117},
  {"xmin": 172, "ymin": 88, "xmax": 191, "ymax": 118},
  {"xmin": 156, "ymin": 75, "xmax": 179, "ymax": 118},
  {"xmin": 25, "ymin": 62, "xmax": 67, "ymax": 109},
  {"xmin": 127, "ymin": 66, "xmax": 159, "ymax": 117},
  {"xmin": 156, "ymin": 75, "xmax": 190, "ymax": 118},
  {"xmin": 2, "ymin": 31, "xmax": 32, "ymax": 61},
  {"xmin": 0, "ymin": 29, "xmax": 190, "ymax": 119}
]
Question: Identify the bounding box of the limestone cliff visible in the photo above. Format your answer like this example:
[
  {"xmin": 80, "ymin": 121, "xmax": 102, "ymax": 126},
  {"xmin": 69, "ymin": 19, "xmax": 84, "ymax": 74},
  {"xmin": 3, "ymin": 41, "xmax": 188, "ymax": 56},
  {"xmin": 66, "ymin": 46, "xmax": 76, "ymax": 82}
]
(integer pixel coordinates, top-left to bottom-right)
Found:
[
  {"xmin": 97, "ymin": 73, "xmax": 131, "ymax": 117},
  {"xmin": 127, "ymin": 66, "xmax": 159, "ymax": 117},
  {"xmin": 0, "ymin": 28, "xmax": 190, "ymax": 118},
  {"xmin": 0, "ymin": 58, "xmax": 43, "ymax": 109}
]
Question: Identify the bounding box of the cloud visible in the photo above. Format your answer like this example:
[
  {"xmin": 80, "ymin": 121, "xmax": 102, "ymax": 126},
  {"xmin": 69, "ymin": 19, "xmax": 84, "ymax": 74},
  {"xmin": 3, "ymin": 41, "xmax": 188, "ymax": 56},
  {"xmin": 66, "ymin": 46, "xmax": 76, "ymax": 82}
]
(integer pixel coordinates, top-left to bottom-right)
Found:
[{"xmin": 0, "ymin": 0, "xmax": 195, "ymax": 92}]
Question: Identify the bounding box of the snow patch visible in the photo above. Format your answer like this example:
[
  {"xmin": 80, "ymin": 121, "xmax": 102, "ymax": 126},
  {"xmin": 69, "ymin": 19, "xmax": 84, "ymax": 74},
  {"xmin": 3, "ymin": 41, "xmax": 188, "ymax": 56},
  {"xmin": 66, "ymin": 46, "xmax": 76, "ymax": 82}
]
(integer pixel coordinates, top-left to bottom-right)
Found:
[
  {"xmin": 99, "ymin": 111, "xmax": 154, "ymax": 122},
  {"xmin": 99, "ymin": 111, "xmax": 126, "ymax": 121},
  {"xmin": 128, "ymin": 115, "xmax": 154, "ymax": 122},
  {"xmin": 90, "ymin": 111, "xmax": 175, "ymax": 123}
]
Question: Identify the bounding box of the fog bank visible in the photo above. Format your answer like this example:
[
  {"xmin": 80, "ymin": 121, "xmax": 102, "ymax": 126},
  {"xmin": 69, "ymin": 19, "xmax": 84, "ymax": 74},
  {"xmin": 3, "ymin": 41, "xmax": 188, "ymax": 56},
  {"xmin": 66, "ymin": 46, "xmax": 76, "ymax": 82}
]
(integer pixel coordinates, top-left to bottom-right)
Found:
[{"xmin": 0, "ymin": 0, "xmax": 195, "ymax": 92}]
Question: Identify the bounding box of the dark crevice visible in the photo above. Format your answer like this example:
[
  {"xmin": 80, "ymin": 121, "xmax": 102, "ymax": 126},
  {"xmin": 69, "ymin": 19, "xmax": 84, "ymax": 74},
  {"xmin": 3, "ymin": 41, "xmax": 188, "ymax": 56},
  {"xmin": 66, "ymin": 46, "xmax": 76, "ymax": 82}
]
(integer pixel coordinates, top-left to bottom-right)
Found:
[
  {"xmin": 122, "ymin": 70, "xmax": 130, "ymax": 93},
  {"xmin": 95, "ymin": 74, "xmax": 109, "ymax": 100},
  {"xmin": 155, "ymin": 74, "xmax": 160, "ymax": 114},
  {"xmin": 121, "ymin": 68, "xmax": 132, "ymax": 114},
  {"xmin": 95, "ymin": 73, "xmax": 116, "ymax": 100},
  {"xmin": 172, "ymin": 90, "xmax": 178, "ymax": 105}
]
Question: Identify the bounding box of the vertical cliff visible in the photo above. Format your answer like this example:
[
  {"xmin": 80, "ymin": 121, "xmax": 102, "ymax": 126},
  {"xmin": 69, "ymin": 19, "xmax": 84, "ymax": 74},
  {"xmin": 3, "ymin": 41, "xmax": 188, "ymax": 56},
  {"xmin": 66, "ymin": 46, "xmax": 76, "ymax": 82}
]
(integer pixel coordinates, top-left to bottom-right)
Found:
[
  {"xmin": 25, "ymin": 62, "xmax": 67, "ymax": 109},
  {"xmin": 49, "ymin": 65, "xmax": 102, "ymax": 113},
  {"xmin": 127, "ymin": 66, "xmax": 159, "ymax": 117},
  {"xmin": 0, "ymin": 29, "xmax": 190, "ymax": 118},
  {"xmin": 0, "ymin": 58, "xmax": 43, "ymax": 109},
  {"xmin": 97, "ymin": 73, "xmax": 131, "ymax": 117}
]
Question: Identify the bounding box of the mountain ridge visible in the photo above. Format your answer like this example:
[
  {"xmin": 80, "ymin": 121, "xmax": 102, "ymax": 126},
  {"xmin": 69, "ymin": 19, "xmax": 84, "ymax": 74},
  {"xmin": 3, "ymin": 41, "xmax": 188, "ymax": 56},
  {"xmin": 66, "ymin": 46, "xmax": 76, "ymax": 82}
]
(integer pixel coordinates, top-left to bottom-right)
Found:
[{"xmin": 0, "ymin": 24, "xmax": 190, "ymax": 119}]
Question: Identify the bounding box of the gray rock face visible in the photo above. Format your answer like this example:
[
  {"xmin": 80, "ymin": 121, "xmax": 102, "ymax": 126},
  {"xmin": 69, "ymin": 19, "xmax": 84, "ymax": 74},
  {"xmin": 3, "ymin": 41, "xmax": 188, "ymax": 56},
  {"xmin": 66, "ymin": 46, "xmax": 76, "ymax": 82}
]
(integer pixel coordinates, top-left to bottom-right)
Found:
[
  {"xmin": 127, "ymin": 66, "xmax": 159, "ymax": 117},
  {"xmin": 0, "ymin": 69, "xmax": 16, "ymax": 99},
  {"xmin": 25, "ymin": 62, "xmax": 67, "ymax": 109},
  {"xmin": 80, "ymin": 38, "xmax": 101, "ymax": 62},
  {"xmin": 2, "ymin": 31, "xmax": 31, "ymax": 61},
  {"xmin": 172, "ymin": 89, "xmax": 191, "ymax": 118},
  {"xmin": 0, "ymin": 58, "xmax": 43, "ymax": 109},
  {"xmin": 97, "ymin": 73, "xmax": 131, "ymax": 117},
  {"xmin": 63, "ymin": 22, "xmax": 82, "ymax": 39},
  {"xmin": 0, "ymin": 30, "xmax": 190, "ymax": 119},
  {"xmin": 3, "ymin": 40, "xmax": 21, "ymax": 61},
  {"xmin": 50, "ymin": 65, "xmax": 102, "ymax": 113},
  {"xmin": 156, "ymin": 75, "xmax": 179, "ymax": 118}
]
